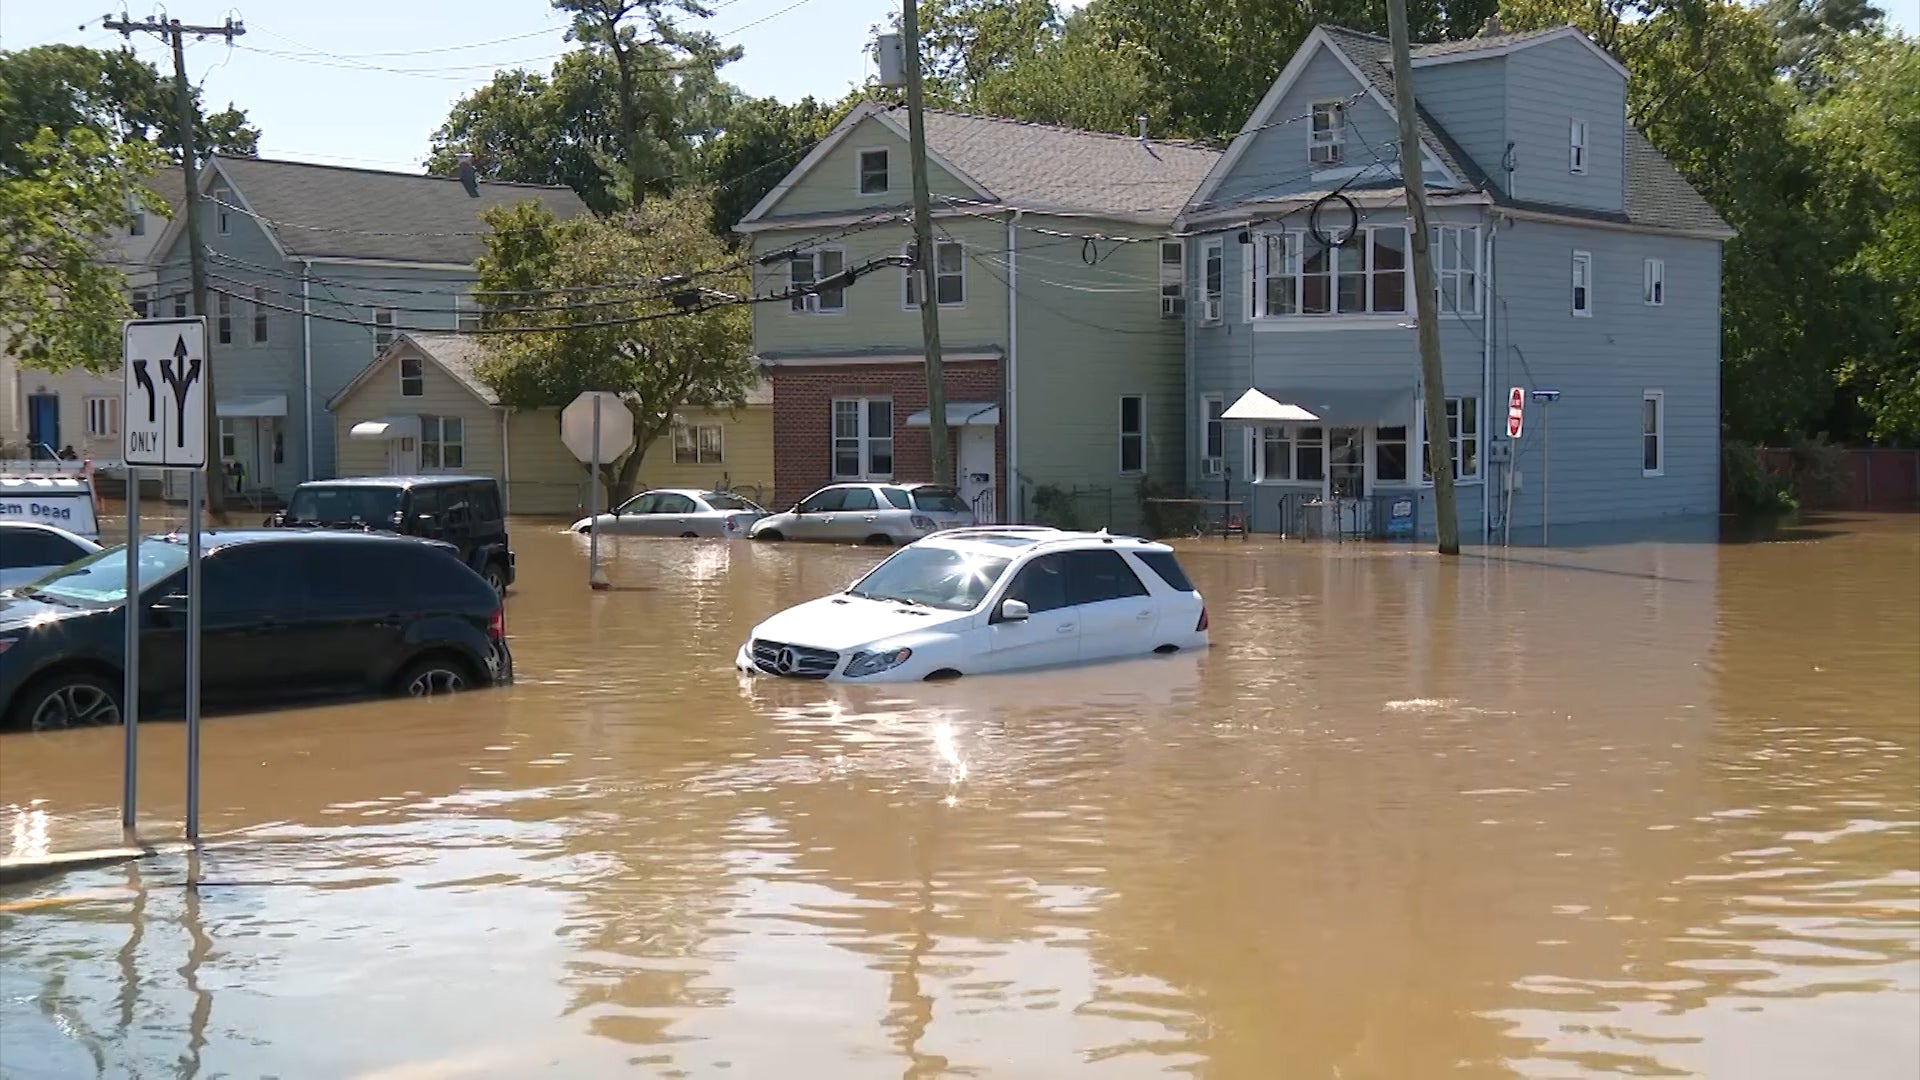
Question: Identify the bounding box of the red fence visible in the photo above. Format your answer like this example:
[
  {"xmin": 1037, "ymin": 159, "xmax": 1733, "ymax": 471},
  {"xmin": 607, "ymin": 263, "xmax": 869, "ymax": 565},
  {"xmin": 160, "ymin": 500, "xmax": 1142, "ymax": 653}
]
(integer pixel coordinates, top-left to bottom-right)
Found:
[{"xmin": 1752, "ymin": 447, "xmax": 1920, "ymax": 511}]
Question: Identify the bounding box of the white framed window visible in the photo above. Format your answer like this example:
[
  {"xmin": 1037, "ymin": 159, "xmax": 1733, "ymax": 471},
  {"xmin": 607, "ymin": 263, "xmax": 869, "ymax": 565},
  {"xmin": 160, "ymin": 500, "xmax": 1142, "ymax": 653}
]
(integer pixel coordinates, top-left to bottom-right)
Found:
[
  {"xmin": 1569, "ymin": 119, "xmax": 1588, "ymax": 175},
  {"xmin": 1310, "ymin": 102, "xmax": 1346, "ymax": 165},
  {"xmin": 171, "ymin": 292, "xmax": 187, "ymax": 318},
  {"xmin": 1642, "ymin": 258, "xmax": 1665, "ymax": 306},
  {"xmin": 213, "ymin": 185, "xmax": 233, "ymax": 235},
  {"xmin": 374, "ymin": 306, "xmax": 396, "ymax": 349},
  {"xmin": 1430, "ymin": 225, "xmax": 1480, "ymax": 315},
  {"xmin": 673, "ymin": 423, "xmax": 724, "ymax": 465},
  {"xmin": 455, "ymin": 293, "xmax": 482, "ymax": 332},
  {"xmin": 1118, "ymin": 394, "xmax": 1145, "ymax": 475},
  {"xmin": 131, "ymin": 289, "xmax": 150, "ymax": 318},
  {"xmin": 252, "ymin": 287, "xmax": 269, "ymax": 343},
  {"xmin": 399, "ymin": 354, "xmax": 424, "ymax": 397},
  {"xmin": 904, "ymin": 240, "xmax": 965, "ymax": 308},
  {"xmin": 216, "ymin": 292, "xmax": 233, "ymax": 344},
  {"xmin": 832, "ymin": 397, "xmax": 893, "ymax": 479},
  {"xmin": 857, "ymin": 148, "xmax": 889, "ymax": 195},
  {"xmin": 1253, "ymin": 227, "xmax": 1407, "ymax": 317},
  {"xmin": 1200, "ymin": 238, "xmax": 1224, "ymax": 324},
  {"xmin": 85, "ymin": 396, "xmax": 119, "ymax": 438},
  {"xmin": 1571, "ymin": 251, "xmax": 1593, "ymax": 316},
  {"xmin": 1423, "ymin": 397, "xmax": 1481, "ymax": 481},
  {"xmin": 1159, "ymin": 241, "xmax": 1185, "ymax": 318},
  {"xmin": 421, "ymin": 415, "xmax": 464, "ymax": 470},
  {"xmin": 789, "ymin": 248, "xmax": 846, "ymax": 313},
  {"xmin": 1642, "ymin": 390, "xmax": 1664, "ymax": 476},
  {"xmin": 1252, "ymin": 425, "xmax": 1327, "ymax": 483},
  {"xmin": 1199, "ymin": 394, "xmax": 1224, "ymax": 475},
  {"xmin": 218, "ymin": 419, "xmax": 237, "ymax": 460}
]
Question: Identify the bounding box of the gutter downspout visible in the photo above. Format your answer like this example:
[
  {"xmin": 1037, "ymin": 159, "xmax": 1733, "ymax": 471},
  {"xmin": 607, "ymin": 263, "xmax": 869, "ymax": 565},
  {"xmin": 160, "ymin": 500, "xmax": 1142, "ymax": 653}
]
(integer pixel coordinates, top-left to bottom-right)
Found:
[
  {"xmin": 301, "ymin": 259, "xmax": 315, "ymax": 481},
  {"xmin": 1482, "ymin": 219, "xmax": 1496, "ymax": 544},
  {"xmin": 500, "ymin": 408, "xmax": 512, "ymax": 514},
  {"xmin": 1006, "ymin": 208, "xmax": 1020, "ymax": 523}
]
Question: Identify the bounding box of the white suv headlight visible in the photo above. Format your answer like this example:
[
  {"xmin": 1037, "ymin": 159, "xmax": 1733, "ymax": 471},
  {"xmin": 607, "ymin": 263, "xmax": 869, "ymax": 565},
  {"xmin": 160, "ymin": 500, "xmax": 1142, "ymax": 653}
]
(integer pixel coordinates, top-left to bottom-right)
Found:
[{"xmin": 844, "ymin": 646, "xmax": 914, "ymax": 678}]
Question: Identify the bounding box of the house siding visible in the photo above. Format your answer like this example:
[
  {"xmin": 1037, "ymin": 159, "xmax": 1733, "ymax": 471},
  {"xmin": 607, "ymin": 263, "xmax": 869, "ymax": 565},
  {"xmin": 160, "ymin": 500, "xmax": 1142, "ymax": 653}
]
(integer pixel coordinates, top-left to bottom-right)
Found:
[
  {"xmin": 1412, "ymin": 58, "xmax": 1508, "ymax": 193},
  {"xmin": 1204, "ymin": 46, "xmax": 1403, "ymax": 210},
  {"xmin": 1503, "ymin": 37, "xmax": 1626, "ymax": 212},
  {"xmin": 1491, "ymin": 219, "xmax": 1720, "ymax": 531},
  {"xmin": 1012, "ymin": 217, "xmax": 1184, "ymax": 532},
  {"xmin": 329, "ymin": 341, "xmax": 501, "ymax": 480}
]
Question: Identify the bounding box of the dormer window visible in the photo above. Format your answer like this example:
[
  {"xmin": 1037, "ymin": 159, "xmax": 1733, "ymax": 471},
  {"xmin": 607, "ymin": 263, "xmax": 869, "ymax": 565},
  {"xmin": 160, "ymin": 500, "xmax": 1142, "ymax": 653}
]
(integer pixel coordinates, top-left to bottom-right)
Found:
[
  {"xmin": 858, "ymin": 149, "xmax": 889, "ymax": 195},
  {"xmin": 1569, "ymin": 119, "xmax": 1588, "ymax": 175},
  {"xmin": 1310, "ymin": 102, "xmax": 1346, "ymax": 166}
]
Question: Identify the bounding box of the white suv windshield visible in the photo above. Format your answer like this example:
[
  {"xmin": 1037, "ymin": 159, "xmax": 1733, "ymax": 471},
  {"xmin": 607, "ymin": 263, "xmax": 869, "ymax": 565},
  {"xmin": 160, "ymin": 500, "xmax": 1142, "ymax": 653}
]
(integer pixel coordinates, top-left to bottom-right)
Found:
[{"xmin": 849, "ymin": 546, "xmax": 1012, "ymax": 611}]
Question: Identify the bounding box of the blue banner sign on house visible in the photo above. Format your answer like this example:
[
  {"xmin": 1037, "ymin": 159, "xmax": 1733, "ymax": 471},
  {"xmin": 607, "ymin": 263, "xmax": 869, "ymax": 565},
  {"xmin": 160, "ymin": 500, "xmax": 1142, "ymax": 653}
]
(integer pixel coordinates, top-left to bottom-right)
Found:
[{"xmin": 1386, "ymin": 496, "xmax": 1416, "ymax": 539}]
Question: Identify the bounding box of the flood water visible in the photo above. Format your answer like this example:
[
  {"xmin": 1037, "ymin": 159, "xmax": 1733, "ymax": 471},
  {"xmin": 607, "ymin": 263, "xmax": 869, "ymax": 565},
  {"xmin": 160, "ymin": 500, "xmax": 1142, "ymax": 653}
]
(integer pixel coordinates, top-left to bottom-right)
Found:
[{"xmin": 2, "ymin": 515, "xmax": 1916, "ymax": 1078}]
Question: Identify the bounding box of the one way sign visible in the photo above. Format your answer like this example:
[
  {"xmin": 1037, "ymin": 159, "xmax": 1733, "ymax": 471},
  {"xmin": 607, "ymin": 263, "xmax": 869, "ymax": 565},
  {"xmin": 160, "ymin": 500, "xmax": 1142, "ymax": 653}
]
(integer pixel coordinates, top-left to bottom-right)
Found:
[{"xmin": 123, "ymin": 317, "xmax": 209, "ymax": 470}]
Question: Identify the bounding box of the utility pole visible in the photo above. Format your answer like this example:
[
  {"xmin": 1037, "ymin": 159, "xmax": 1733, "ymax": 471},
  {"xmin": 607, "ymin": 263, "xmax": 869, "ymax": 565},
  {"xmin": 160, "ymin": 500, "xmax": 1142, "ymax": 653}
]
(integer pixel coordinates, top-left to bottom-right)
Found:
[
  {"xmin": 1385, "ymin": 0, "xmax": 1460, "ymax": 556},
  {"xmin": 902, "ymin": 0, "xmax": 952, "ymax": 487},
  {"xmin": 103, "ymin": 13, "xmax": 244, "ymax": 522}
]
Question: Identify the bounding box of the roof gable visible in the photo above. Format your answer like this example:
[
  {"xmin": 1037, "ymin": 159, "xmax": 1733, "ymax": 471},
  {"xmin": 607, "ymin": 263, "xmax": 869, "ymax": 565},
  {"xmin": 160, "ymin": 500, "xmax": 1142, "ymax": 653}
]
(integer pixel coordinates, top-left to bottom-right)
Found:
[
  {"xmin": 155, "ymin": 156, "xmax": 589, "ymax": 268},
  {"xmin": 738, "ymin": 101, "xmax": 1221, "ymax": 228},
  {"xmin": 328, "ymin": 332, "xmax": 497, "ymax": 411},
  {"xmin": 1410, "ymin": 24, "xmax": 1630, "ymax": 79},
  {"xmin": 738, "ymin": 103, "xmax": 993, "ymax": 225},
  {"xmin": 1186, "ymin": 26, "xmax": 1466, "ymax": 216}
]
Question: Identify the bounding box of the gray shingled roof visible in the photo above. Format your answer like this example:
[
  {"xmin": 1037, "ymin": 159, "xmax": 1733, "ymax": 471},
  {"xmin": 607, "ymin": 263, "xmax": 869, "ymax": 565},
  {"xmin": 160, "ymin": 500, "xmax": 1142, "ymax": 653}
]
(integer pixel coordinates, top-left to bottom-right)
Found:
[
  {"xmin": 1408, "ymin": 25, "xmax": 1568, "ymax": 59},
  {"xmin": 1316, "ymin": 25, "xmax": 1728, "ymax": 235},
  {"xmin": 405, "ymin": 332, "xmax": 498, "ymax": 404},
  {"xmin": 922, "ymin": 111, "xmax": 1221, "ymax": 222},
  {"xmin": 210, "ymin": 156, "xmax": 588, "ymax": 265}
]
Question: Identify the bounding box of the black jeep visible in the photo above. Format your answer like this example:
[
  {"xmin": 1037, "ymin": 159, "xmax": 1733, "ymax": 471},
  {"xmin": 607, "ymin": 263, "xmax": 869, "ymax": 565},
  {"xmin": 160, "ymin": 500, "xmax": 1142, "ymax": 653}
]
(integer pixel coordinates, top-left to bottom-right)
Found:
[{"xmin": 271, "ymin": 475, "xmax": 516, "ymax": 595}]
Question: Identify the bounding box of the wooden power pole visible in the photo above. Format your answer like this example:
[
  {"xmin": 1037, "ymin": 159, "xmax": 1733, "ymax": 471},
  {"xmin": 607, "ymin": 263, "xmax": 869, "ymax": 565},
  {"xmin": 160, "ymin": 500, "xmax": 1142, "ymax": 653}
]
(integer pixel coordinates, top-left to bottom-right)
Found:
[
  {"xmin": 1385, "ymin": 0, "xmax": 1460, "ymax": 555},
  {"xmin": 902, "ymin": 0, "xmax": 952, "ymax": 487},
  {"xmin": 103, "ymin": 14, "xmax": 244, "ymax": 522}
]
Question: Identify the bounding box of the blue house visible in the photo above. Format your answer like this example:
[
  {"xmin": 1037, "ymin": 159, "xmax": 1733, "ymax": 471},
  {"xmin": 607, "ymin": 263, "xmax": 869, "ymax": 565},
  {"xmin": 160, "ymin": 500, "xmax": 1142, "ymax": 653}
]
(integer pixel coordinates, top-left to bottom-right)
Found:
[
  {"xmin": 147, "ymin": 156, "xmax": 585, "ymax": 499},
  {"xmin": 1178, "ymin": 21, "xmax": 1732, "ymax": 541}
]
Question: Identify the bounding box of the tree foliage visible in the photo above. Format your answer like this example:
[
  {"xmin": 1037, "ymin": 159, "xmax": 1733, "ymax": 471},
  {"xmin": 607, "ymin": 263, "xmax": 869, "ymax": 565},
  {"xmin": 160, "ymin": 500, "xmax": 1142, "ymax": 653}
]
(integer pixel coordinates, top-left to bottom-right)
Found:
[
  {"xmin": 0, "ymin": 129, "xmax": 164, "ymax": 372},
  {"xmin": 0, "ymin": 44, "xmax": 258, "ymax": 177},
  {"xmin": 693, "ymin": 94, "xmax": 839, "ymax": 236},
  {"xmin": 473, "ymin": 191, "xmax": 755, "ymax": 502}
]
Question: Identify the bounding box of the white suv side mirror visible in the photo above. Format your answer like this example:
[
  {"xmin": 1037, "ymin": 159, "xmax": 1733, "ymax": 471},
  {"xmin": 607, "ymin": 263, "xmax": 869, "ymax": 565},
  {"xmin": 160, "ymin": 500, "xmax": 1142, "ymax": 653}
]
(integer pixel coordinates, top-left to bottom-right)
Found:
[{"xmin": 999, "ymin": 598, "xmax": 1030, "ymax": 622}]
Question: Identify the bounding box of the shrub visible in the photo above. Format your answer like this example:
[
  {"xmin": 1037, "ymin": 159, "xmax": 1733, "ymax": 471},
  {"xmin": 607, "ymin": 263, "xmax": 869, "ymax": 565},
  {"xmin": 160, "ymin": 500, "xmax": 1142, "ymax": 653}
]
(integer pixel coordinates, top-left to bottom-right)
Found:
[
  {"xmin": 1787, "ymin": 432, "xmax": 1847, "ymax": 508},
  {"xmin": 1028, "ymin": 484, "xmax": 1082, "ymax": 530},
  {"xmin": 1722, "ymin": 440, "xmax": 1798, "ymax": 518},
  {"xmin": 1137, "ymin": 476, "xmax": 1204, "ymax": 538}
]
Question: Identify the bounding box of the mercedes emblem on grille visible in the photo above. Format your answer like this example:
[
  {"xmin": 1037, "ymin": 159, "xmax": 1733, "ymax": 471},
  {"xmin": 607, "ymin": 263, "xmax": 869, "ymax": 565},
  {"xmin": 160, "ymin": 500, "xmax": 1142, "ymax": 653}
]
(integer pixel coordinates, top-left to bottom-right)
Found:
[{"xmin": 775, "ymin": 647, "xmax": 797, "ymax": 674}]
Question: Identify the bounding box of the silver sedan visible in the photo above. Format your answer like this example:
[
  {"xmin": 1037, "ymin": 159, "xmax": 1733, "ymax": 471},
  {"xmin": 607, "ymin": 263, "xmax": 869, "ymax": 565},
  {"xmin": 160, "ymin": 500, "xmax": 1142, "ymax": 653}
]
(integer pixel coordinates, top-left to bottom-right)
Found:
[{"xmin": 570, "ymin": 489, "xmax": 769, "ymax": 538}]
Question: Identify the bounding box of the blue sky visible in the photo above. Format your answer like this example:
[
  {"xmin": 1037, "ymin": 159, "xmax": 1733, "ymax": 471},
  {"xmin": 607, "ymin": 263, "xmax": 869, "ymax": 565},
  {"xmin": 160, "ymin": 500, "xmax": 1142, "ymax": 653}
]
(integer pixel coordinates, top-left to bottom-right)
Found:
[{"xmin": 1, "ymin": 0, "xmax": 1913, "ymax": 172}]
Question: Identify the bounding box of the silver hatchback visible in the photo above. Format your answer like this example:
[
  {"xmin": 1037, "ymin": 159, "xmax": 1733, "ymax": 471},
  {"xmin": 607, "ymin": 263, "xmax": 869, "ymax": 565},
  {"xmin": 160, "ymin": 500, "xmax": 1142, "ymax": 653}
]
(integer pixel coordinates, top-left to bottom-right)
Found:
[
  {"xmin": 748, "ymin": 482, "xmax": 967, "ymax": 545},
  {"xmin": 571, "ymin": 489, "xmax": 768, "ymax": 538}
]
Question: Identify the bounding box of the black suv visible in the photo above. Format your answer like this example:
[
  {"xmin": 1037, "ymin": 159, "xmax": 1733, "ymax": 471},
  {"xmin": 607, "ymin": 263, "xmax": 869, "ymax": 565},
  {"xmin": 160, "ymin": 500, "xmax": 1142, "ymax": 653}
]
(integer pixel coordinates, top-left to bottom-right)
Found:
[
  {"xmin": 0, "ymin": 530, "xmax": 513, "ymax": 731},
  {"xmin": 272, "ymin": 476, "xmax": 516, "ymax": 594}
]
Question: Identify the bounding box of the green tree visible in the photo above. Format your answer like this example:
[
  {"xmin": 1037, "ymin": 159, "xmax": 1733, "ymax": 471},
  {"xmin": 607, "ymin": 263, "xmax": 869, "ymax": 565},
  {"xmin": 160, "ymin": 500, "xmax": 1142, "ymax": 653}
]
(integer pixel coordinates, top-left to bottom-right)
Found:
[
  {"xmin": 473, "ymin": 192, "xmax": 755, "ymax": 503},
  {"xmin": 0, "ymin": 44, "xmax": 257, "ymax": 177},
  {"xmin": 1, "ymin": 128, "xmax": 163, "ymax": 372},
  {"xmin": 1800, "ymin": 31, "xmax": 1920, "ymax": 441},
  {"xmin": 1765, "ymin": 0, "xmax": 1887, "ymax": 91},
  {"xmin": 426, "ymin": 56, "xmax": 625, "ymax": 213},
  {"xmin": 971, "ymin": 14, "xmax": 1163, "ymax": 135},
  {"xmin": 696, "ymin": 94, "xmax": 839, "ymax": 236}
]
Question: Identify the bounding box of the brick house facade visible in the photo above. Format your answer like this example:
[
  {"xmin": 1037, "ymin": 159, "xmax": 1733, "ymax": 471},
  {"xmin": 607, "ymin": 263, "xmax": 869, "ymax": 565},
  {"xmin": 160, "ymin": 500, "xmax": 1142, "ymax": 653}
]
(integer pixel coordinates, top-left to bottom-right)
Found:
[{"xmin": 770, "ymin": 359, "xmax": 1006, "ymax": 513}]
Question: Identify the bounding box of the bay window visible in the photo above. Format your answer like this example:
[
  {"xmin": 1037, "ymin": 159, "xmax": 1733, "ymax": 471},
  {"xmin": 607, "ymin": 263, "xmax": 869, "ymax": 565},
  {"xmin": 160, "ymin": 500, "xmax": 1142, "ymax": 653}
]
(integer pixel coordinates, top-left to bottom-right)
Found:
[
  {"xmin": 1253, "ymin": 227, "xmax": 1408, "ymax": 317},
  {"xmin": 1431, "ymin": 225, "xmax": 1480, "ymax": 314}
]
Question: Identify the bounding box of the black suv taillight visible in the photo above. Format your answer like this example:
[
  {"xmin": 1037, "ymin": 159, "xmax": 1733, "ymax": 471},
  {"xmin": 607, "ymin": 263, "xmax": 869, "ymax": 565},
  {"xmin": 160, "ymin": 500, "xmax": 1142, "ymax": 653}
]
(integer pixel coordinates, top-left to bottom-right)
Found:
[{"xmin": 488, "ymin": 607, "xmax": 505, "ymax": 641}]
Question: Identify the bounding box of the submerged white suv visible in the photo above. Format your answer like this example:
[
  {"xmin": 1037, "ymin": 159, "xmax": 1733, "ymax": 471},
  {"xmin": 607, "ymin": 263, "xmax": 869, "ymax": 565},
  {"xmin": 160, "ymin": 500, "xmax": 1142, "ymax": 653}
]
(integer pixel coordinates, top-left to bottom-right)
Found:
[{"xmin": 735, "ymin": 526, "xmax": 1209, "ymax": 683}]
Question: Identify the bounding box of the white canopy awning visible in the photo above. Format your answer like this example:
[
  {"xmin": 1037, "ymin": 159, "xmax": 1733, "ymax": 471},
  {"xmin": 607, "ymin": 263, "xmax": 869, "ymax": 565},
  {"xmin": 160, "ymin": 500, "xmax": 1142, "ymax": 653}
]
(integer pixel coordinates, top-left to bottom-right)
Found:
[
  {"xmin": 349, "ymin": 415, "xmax": 422, "ymax": 441},
  {"xmin": 220, "ymin": 394, "xmax": 288, "ymax": 418},
  {"xmin": 905, "ymin": 402, "xmax": 1000, "ymax": 428},
  {"xmin": 1221, "ymin": 389, "xmax": 1320, "ymax": 423}
]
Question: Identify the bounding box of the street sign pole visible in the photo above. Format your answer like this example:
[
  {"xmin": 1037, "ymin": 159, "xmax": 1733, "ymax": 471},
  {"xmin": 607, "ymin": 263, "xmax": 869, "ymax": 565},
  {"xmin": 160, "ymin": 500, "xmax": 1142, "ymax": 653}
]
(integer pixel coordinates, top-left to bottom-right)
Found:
[
  {"xmin": 122, "ymin": 467, "xmax": 139, "ymax": 834},
  {"xmin": 123, "ymin": 315, "xmax": 208, "ymax": 845},
  {"xmin": 587, "ymin": 395, "xmax": 608, "ymax": 591},
  {"xmin": 1530, "ymin": 389, "xmax": 1561, "ymax": 547},
  {"xmin": 185, "ymin": 468, "xmax": 203, "ymax": 840}
]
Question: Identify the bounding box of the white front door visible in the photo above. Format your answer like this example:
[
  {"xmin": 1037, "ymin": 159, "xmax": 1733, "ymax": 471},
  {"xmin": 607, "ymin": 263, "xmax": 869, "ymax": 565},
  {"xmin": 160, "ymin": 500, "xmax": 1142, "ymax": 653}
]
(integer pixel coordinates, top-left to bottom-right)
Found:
[
  {"xmin": 956, "ymin": 425, "xmax": 996, "ymax": 522},
  {"xmin": 386, "ymin": 436, "xmax": 418, "ymax": 474}
]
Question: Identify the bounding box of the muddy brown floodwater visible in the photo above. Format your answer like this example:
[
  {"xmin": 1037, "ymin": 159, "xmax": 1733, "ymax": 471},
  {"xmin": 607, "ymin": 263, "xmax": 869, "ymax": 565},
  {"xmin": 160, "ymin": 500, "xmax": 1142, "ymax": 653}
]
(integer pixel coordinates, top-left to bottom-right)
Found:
[{"xmin": 2, "ymin": 515, "xmax": 1916, "ymax": 1078}]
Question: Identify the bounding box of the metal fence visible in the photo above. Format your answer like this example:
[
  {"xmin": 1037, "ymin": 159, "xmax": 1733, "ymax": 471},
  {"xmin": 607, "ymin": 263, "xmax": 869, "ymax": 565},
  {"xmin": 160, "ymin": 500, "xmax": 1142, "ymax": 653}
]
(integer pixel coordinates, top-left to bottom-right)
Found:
[{"xmin": 1276, "ymin": 492, "xmax": 1423, "ymax": 542}]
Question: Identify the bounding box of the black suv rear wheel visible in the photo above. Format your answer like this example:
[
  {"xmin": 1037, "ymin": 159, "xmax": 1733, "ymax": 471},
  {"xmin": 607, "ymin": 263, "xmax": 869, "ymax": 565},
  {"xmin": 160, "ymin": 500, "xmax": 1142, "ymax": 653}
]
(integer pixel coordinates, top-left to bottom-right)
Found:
[
  {"xmin": 395, "ymin": 654, "xmax": 478, "ymax": 697},
  {"xmin": 8, "ymin": 671, "xmax": 122, "ymax": 731},
  {"xmin": 482, "ymin": 561, "xmax": 508, "ymax": 596}
]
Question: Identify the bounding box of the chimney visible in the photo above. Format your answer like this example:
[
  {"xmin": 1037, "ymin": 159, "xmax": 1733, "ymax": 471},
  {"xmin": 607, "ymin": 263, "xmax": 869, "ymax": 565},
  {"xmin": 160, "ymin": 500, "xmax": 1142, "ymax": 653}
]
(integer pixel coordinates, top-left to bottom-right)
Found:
[
  {"xmin": 1479, "ymin": 14, "xmax": 1504, "ymax": 37},
  {"xmin": 455, "ymin": 151, "xmax": 479, "ymax": 198},
  {"xmin": 1137, "ymin": 114, "xmax": 1149, "ymax": 142}
]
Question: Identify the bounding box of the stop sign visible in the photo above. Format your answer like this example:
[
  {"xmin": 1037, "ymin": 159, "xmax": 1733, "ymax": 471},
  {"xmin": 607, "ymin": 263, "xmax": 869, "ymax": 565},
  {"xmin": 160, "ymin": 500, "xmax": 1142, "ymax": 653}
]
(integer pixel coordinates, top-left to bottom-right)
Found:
[{"xmin": 561, "ymin": 391, "xmax": 636, "ymax": 464}]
